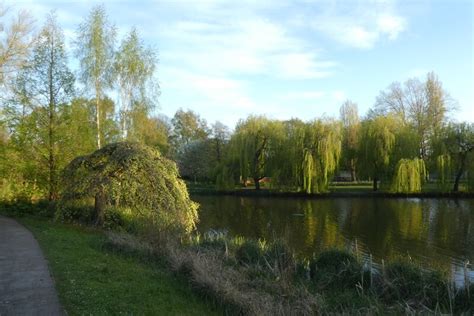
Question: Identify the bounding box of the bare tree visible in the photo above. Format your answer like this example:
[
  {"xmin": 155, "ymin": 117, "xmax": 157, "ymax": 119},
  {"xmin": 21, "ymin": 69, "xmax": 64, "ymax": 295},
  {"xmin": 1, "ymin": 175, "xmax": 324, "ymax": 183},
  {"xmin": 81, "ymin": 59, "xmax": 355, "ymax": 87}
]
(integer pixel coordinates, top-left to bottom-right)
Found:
[
  {"xmin": 0, "ymin": 6, "xmax": 35, "ymax": 84},
  {"xmin": 375, "ymin": 72, "xmax": 454, "ymax": 159}
]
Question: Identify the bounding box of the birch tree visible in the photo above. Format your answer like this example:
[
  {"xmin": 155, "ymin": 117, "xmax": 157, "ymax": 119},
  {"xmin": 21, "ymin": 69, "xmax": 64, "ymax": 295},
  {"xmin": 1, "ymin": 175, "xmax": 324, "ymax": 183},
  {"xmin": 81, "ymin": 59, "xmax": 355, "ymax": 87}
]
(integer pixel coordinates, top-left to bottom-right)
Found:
[
  {"xmin": 74, "ymin": 5, "xmax": 115, "ymax": 149},
  {"xmin": 114, "ymin": 28, "xmax": 158, "ymax": 140}
]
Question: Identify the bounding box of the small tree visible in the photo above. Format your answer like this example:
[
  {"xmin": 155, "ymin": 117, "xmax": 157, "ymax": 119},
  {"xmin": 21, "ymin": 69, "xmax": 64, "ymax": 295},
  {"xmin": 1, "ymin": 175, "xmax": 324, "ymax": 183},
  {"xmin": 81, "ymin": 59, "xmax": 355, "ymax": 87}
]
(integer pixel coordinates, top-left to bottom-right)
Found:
[
  {"xmin": 391, "ymin": 158, "xmax": 426, "ymax": 193},
  {"xmin": 358, "ymin": 115, "xmax": 397, "ymax": 191},
  {"xmin": 302, "ymin": 119, "xmax": 342, "ymax": 194},
  {"xmin": 58, "ymin": 142, "xmax": 198, "ymax": 235},
  {"xmin": 442, "ymin": 123, "xmax": 474, "ymax": 192}
]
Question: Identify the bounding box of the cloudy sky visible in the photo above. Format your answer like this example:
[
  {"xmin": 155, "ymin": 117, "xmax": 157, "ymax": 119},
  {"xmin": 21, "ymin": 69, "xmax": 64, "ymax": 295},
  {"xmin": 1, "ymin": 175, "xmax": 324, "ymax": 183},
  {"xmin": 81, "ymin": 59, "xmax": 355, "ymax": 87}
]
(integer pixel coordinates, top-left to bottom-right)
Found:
[{"xmin": 5, "ymin": 0, "xmax": 474, "ymax": 127}]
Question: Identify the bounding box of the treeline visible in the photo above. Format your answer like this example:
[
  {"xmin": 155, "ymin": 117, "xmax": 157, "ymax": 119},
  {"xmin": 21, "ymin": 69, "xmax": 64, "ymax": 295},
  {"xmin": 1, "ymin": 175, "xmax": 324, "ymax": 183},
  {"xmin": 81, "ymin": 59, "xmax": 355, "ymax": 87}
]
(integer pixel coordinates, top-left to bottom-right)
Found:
[
  {"xmin": 167, "ymin": 72, "xmax": 474, "ymax": 194},
  {"xmin": 171, "ymin": 91, "xmax": 474, "ymax": 194},
  {"xmin": 1, "ymin": 6, "xmax": 473, "ymax": 202},
  {"xmin": 0, "ymin": 6, "xmax": 166, "ymax": 201}
]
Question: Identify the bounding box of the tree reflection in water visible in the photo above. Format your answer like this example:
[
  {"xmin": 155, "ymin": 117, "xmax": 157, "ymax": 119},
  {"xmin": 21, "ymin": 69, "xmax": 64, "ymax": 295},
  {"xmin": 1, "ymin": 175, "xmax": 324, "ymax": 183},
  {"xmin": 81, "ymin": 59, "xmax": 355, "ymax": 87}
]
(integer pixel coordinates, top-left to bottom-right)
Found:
[{"xmin": 194, "ymin": 196, "xmax": 474, "ymax": 284}]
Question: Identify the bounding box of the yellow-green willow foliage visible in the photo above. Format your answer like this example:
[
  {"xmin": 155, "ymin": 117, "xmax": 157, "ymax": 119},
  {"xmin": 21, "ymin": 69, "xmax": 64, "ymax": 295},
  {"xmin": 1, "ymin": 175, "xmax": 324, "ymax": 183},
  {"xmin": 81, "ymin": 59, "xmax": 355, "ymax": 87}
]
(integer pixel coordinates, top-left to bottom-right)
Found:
[
  {"xmin": 231, "ymin": 116, "xmax": 284, "ymax": 189},
  {"xmin": 436, "ymin": 154, "xmax": 452, "ymax": 192},
  {"xmin": 58, "ymin": 142, "xmax": 198, "ymax": 236},
  {"xmin": 269, "ymin": 119, "xmax": 306, "ymax": 190},
  {"xmin": 358, "ymin": 115, "xmax": 397, "ymax": 191},
  {"xmin": 302, "ymin": 120, "xmax": 342, "ymax": 193},
  {"xmin": 391, "ymin": 158, "xmax": 426, "ymax": 193}
]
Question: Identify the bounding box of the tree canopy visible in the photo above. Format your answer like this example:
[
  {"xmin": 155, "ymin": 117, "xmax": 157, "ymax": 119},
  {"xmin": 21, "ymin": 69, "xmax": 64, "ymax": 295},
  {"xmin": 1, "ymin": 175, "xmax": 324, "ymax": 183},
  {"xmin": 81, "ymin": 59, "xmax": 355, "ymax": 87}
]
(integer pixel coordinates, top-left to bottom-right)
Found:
[{"xmin": 58, "ymin": 142, "xmax": 198, "ymax": 235}]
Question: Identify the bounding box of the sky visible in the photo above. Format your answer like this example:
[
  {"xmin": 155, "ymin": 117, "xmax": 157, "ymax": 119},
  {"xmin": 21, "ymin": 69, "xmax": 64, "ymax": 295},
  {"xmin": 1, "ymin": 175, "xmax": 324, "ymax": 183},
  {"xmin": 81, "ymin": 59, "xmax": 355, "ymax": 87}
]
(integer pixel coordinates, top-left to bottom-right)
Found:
[{"xmin": 5, "ymin": 0, "xmax": 474, "ymax": 128}]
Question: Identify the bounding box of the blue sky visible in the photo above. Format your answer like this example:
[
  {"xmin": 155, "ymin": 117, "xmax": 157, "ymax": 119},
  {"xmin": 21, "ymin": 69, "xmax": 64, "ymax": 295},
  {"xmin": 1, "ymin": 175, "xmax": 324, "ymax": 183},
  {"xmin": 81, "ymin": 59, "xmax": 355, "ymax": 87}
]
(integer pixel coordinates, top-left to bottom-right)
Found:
[{"xmin": 6, "ymin": 0, "xmax": 474, "ymax": 128}]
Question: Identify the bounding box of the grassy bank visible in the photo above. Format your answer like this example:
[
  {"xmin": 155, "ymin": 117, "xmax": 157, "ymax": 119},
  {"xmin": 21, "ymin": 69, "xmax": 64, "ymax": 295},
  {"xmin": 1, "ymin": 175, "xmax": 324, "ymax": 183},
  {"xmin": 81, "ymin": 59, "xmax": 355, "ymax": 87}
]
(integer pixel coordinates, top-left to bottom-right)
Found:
[
  {"xmin": 108, "ymin": 230, "xmax": 473, "ymax": 315},
  {"xmin": 10, "ymin": 215, "xmax": 219, "ymax": 315},
  {"xmin": 2, "ymin": 202, "xmax": 472, "ymax": 314}
]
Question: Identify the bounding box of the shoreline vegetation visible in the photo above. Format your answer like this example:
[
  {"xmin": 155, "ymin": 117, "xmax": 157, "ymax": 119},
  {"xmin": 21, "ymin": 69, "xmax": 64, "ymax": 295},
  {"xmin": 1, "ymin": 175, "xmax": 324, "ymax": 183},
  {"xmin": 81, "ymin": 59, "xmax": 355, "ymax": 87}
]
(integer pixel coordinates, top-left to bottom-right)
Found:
[
  {"xmin": 187, "ymin": 182, "xmax": 474, "ymax": 199},
  {"xmin": 1, "ymin": 202, "xmax": 472, "ymax": 315}
]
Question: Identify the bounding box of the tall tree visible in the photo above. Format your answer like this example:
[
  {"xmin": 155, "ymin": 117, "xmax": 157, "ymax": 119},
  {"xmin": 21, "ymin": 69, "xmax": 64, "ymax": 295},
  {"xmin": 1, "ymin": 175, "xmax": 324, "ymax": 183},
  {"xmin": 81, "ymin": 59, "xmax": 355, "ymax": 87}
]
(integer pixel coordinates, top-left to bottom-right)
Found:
[
  {"xmin": 358, "ymin": 115, "xmax": 397, "ymax": 191},
  {"xmin": 74, "ymin": 5, "xmax": 116, "ymax": 149},
  {"xmin": 13, "ymin": 13, "xmax": 74, "ymax": 200},
  {"xmin": 210, "ymin": 121, "xmax": 230, "ymax": 163},
  {"xmin": 170, "ymin": 108, "xmax": 209, "ymax": 155},
  {"xmin": 339, "ymin": 100, "xmax": 360, "ymax": 181},
  {"xmin": 302, "ymin": 119, "xmax": 342, "ymax": 193},
  {"xmin": 231, "ymin": 116, "xmax": 283, "ymax": 190},
  {"xmin": 114, "ymin": 28, "xmax": 158, "ymax": 140},
  {"xmin": 441, "ymin": 123, "xmax": 474, "ymax": 192},
  {"xmin": 0, "ymin": 6, "xmax": 35, "ymax": 85},
  {"xmin": 375, "ymin": 72, "xmax": 452, "ymax": 160}
]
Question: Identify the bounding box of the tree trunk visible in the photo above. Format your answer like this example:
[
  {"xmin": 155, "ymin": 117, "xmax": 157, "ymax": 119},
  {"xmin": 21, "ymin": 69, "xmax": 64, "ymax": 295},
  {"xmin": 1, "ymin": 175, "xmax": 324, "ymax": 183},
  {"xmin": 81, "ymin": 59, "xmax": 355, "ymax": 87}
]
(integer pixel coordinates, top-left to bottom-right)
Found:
[
  {"xmin": 48, "ymin": 35, "xmax": 56, "ymax": 201},
  {"xmin": 373, "ymin": 177, "xmax": 378, "ymax": 191},
  {"xmin": 350, "ymin": 159, "xmax": 357, "ymax": 182},
  {"xmin": 95, "ymin": 91, "xmax": 101, "ymax": 149},
  {"xmin": 94, "ymin": 189, "xmax": 106, "ymax": 226},
  {"xmin": 453, "ymin": 153, "xmax": 468, "ymax": 192},
  {"xmin": 254, "ymin": 177, "xmax": 260, "ymax": 190}
]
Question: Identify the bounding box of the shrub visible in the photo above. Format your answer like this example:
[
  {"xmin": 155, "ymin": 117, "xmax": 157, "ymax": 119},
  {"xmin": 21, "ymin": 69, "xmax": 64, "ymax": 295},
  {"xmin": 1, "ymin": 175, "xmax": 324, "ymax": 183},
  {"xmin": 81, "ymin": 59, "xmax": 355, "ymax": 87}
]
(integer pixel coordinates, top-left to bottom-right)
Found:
[
  {"xmin": 57, "ymin": 142, "xmax": 198, "ymax": 236},
  {"xmin": 236, "ymin": 239, "xmax": 264, "ymax": 265},
  {"xmin": 310, "ymin": 249, "xmax": 362, "ymax": 290},
  {"xmin": 381, "ymin": 261, "xmax": 448, "ymax": 309}
]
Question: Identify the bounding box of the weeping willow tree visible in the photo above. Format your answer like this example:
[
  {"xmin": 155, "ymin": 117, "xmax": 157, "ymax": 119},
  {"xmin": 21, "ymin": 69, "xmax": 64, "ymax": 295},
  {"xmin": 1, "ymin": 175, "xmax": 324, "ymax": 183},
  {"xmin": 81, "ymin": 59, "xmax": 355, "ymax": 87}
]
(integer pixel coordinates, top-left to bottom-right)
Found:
[
  {"xmin": 58, "ymin": 142, "xmax": 198, "ymax": 235},
  {"xmin": 302, "ymin": 119, "xmax": 342, "ymax": 194},
  {"xmin": 436, "ymin": 154, "xmax": 452, "ymax": 192},
  {"xmin": 266, "ymin": 118, "xmax": 306, "ymax": 190},
  {"xmin": 358, "ymin": 115, "xmax": 397, "ymax": 191},
  {"xmin": 391, "ymin": 158, "xmax": 426, "ymax": 193},
  {"xmin": 230, "ymin": 116, "xmax": 283, "ymax": 190}
]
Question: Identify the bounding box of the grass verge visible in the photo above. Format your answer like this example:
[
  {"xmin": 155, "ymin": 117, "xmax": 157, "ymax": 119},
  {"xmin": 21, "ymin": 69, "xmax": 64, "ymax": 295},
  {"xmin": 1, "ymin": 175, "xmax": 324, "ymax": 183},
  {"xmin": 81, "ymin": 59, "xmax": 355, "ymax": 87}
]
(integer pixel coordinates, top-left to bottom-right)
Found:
[{"xmin": 17, "ymin": 216, "xmax": 219, "ymax": 316}]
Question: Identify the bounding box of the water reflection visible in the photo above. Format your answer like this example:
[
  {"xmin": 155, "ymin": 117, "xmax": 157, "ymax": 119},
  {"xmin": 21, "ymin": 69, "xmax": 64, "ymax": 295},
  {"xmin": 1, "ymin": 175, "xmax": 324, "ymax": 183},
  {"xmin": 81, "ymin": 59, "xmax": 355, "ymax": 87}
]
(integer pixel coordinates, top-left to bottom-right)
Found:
[{"xmin": 193, "ymin": 196, "xmax": 474, "ymax": 284}]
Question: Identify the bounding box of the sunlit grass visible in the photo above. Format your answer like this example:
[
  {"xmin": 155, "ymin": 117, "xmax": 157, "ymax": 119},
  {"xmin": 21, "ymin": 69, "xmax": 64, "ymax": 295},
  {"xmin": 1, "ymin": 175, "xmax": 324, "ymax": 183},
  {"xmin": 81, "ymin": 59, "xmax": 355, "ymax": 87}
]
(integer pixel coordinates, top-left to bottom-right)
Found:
[{"xmin": 19, "ymin": 217, "xmax": 219, "ymax": 316}]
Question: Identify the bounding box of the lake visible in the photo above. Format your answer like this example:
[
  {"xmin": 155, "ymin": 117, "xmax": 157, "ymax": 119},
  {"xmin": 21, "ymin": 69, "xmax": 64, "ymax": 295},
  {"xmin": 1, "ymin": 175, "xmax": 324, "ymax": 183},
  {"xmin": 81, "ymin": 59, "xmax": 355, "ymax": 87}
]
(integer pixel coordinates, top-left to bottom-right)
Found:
[{"xmin": 193, "ymin": 195, "xmax": 474, "ymax": 285}]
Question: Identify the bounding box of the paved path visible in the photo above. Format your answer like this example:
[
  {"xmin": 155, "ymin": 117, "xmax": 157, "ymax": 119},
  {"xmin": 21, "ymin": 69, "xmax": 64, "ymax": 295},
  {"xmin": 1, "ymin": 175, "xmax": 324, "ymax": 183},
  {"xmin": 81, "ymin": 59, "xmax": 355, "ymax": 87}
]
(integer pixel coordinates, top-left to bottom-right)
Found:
[{"xmin": 0, "ymin": 216, "xmax": 63, "ymax": 316}]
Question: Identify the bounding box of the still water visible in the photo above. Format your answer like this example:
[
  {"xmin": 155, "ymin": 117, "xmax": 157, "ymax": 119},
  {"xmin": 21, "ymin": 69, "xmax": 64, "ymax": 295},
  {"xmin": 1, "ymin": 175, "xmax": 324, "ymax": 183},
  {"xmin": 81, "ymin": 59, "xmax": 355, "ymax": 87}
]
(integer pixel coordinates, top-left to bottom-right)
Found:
[{"xmin": 193, "ymin": 195, "xmax": 474, "ymax": 285}]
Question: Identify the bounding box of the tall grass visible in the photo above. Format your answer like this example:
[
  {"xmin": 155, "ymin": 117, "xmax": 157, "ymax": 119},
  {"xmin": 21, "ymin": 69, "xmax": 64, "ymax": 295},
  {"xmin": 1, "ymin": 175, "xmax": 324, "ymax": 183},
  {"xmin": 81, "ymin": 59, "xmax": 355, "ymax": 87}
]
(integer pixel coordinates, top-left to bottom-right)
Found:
[{"xmin": 106, "ymin": 231, "xmax": 473, "ymax": 315}]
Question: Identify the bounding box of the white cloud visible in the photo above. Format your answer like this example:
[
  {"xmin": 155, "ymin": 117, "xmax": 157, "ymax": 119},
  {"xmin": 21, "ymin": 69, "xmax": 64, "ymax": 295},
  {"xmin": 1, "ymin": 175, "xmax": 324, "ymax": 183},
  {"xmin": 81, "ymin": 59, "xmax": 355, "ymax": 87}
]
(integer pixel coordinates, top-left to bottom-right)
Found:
[
  {"xmin": 311, "ymin": 0, "xmax": 407, "ymax": 49},
  {"xmin": 161, "ymin": 67, "xmax": 256, "ymax": 110},
  {"xmin": 377, "ymin": 14, "xmax": 405, "ymax": 40},
  {"xmin": 159, "ymin": 16, "xmax": 336, "ymax": 79}
]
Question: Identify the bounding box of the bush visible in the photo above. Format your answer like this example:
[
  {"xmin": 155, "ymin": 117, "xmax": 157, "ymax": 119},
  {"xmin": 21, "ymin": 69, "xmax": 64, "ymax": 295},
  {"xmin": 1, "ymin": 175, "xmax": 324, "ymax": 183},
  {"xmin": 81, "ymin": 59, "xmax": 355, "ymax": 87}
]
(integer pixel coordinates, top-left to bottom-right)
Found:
[
  {"xmin": 310, "ymin": 249, "xmax": 362, "ymax": 290},
  {"xmin": 57, "ymin": 142, "xmax": 198, "ymax": 237},
  {"xmin": 381, "ymin": 261, "xmax": 448, "ymax": 309},
  {"xmin": 236, "ymin": 239, "xmax": 264, "ymax": 265},
  {"xmin": 0, "ymin": 199, "xmax": 55, "ymax": 218}
]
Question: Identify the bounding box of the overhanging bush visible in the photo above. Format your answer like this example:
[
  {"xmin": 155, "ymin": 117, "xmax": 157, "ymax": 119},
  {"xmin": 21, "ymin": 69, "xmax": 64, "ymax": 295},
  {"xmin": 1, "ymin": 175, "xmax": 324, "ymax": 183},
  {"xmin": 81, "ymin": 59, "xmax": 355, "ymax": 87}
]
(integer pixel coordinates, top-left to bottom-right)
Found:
[{"xmin": 57, "ymin": 142, "xmax": 198, "ymax": 235}]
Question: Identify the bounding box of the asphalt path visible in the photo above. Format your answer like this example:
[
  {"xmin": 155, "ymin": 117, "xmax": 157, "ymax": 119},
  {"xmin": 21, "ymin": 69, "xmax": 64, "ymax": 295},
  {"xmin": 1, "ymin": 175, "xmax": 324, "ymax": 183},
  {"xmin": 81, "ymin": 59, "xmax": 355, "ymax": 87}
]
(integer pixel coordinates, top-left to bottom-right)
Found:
[{"xmin": 0, "ymin": 216, "xmax": 63, "ymax": 315}]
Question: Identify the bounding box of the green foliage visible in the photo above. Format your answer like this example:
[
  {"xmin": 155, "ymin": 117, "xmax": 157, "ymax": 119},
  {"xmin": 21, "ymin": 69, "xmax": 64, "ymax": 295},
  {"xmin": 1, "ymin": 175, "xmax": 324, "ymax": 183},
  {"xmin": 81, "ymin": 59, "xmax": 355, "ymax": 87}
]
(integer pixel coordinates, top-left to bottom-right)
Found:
[
  {"xmin": 340, "ymin": 100, "xmax": 360, "ymax": 181},
  {"xmin": 215, "ymin": 164, "xmax": 235, "ymax": 191},
  {"xmin": 382, "ymin": 261, "xmax": 448, "ymax": 309},
  {"xmin": 302, "ymin": 119, "xmax": 342, "ymax": 193},
  {"xmin": 436, "ymin": 154, "xmax": 452, "ymax": 191},
  {"xmin": 231, "ymin": 116, "xmax": 283, "ymax": 188},
  {"xmin": 236, "ymin": 239, "xmax": 265, "ymax": 265},
  {"xmin": 6, "ymin": 13, "xmax": 75, "ymax": 201},
  {"xmin": 57, "ymin": 142, "xmax": 198, "ymax": 235},
  {"xmin": 74, "ymin": 5, "xmax": 116, "ymax": 149},
  {"xmin": 115, "ymin": 28, "xmax": 158, "ymax": 140},
  {"xmin": 358, "ymin": 115, "xmax": 397, "ymax": 190},
  {"xmin": 391, "ymin": 158, "xmax": 426, "ymax": 193},
  {"xmin": 309, "ymin": 249, "xmax": 362, "ymax": 289}
]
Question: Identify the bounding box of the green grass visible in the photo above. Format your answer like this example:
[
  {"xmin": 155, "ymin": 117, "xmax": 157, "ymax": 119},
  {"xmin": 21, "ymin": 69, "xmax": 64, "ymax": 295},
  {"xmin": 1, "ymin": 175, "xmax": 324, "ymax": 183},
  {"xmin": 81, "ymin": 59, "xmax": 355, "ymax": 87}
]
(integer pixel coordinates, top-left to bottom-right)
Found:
[
  {"xmin": 328, "ymin": 184, "xmax": 373, "ymax": 193},
  {"xmin": 19, "ymin": 217, "xmax": 219, "ymax": 316}
]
